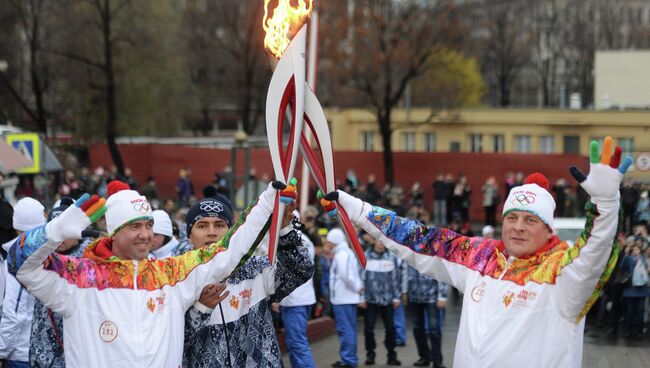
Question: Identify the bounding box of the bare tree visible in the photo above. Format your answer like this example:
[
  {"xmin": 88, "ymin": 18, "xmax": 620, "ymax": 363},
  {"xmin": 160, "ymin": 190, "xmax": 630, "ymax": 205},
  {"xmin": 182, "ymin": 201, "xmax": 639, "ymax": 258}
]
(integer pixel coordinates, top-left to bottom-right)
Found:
[
  {"xmin": 594, "ymin": 0, "xmax": 626, "ymax": 49},
  {"xmin": 0, "ymin": 0, "xmax": 53, "ymax": 136},
  {"xmin": 185, "ymin": 1, "xmax": 270, "ymax": 136},
  {"xmin": 319, "ymin": 0, "xmax": 460, "ymax": 184},
  {"xmin": 529, "ymin": 0, "xmax": 564, "ymax": 107},
  {"xmin": 216, "ymin": 1, "xmax": 270, "ymax": 135},
  {"xmin": 50, "ymin": 0, "xmax": 132, "ymax": 175},
  {"xmin": 480, "ymin": 1, "xmax": 531, "ymax": 107},
  {"xmin": 563, "ymin": 0, "xmax": 598, "ymax": 108}
]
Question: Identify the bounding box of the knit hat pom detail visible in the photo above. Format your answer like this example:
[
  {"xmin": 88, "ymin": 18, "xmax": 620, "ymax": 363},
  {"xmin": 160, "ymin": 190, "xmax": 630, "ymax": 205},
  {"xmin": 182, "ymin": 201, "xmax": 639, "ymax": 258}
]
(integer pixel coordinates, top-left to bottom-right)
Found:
[
  {"xmin": 524, "ymin": 173, "xmax": 550, "ymax": 191},
  {"xmin": 203, "ymin": 185, "xmax": 218, "ymax": 199},
  {"xmin": 107, "ymin": 180, "xmax": 130, "ymax": 197},
  {"xmin": 60, "ymin": 197, "xmax": 75, "ymax": 206}
]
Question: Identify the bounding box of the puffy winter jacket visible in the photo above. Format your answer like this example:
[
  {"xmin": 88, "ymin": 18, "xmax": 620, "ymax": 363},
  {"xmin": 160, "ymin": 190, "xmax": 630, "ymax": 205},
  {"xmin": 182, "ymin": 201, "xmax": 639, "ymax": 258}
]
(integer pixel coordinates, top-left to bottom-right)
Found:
[
  {"xmin": 361, "ymin": 248, "xmax": 401, "ymax": 305},
  {"xmin": 329, "ymin": 242, "xmax": 363, "ymax": 305}
]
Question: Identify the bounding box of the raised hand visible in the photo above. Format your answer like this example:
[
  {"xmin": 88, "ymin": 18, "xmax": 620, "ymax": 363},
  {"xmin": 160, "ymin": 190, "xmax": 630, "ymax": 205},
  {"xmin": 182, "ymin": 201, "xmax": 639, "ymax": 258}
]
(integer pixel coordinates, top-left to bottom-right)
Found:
[
  {"xmin": 46, "ymin": 193, "xmax": 107, "ymax": 243},
  {"xmin": 569, "ymin": 136, "xmax": 633, "ymax": 202},
  {"xmin": 278, "ymin": 177, "xmax": 297, "ymax": 204},
  {"xmin": 272, "ymin": 178, "xmax": 299, "ymax": 228}
]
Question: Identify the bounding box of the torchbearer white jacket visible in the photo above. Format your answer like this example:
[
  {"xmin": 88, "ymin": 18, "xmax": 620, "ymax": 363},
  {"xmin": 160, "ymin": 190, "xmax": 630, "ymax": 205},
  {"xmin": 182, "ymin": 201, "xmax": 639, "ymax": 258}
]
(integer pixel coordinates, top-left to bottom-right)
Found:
[
  {"xmin": 7, "ymin": 187, "xmax": 276, "ymax": 368},
  {"xmin": 339, "ymin": 193, "xmax": 620, "ymax": 368}
]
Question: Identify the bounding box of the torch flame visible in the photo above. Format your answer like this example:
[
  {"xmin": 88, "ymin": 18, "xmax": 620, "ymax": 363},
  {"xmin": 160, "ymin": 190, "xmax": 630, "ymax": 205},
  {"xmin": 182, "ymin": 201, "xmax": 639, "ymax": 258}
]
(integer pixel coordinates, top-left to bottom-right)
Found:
[{"xmin": 263, "ymin": 0, "xmax": 313, "ymax": 59}]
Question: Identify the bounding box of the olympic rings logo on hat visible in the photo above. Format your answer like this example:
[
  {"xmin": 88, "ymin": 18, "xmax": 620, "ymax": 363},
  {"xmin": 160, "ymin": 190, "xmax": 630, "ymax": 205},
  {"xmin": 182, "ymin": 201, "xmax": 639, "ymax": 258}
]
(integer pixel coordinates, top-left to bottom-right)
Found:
[
  {"xmin": 133, "ymin": 202, "xmax": 151, "ymax": 214},
  {"xmin": 511, "ymin": 194, "xmax": 535, "ymax": 206},
  {"xmin": 200, "ymin": 201, "xmax": 224, "ymax": 213}
]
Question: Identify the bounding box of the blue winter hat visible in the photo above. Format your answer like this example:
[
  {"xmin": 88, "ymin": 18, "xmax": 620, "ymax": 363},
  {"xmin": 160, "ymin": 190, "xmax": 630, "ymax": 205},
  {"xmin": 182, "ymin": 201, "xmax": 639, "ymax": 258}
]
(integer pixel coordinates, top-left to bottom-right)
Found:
[{"xmin": 185, "ymin": 186, "xmax": 234, "ymax": 236}]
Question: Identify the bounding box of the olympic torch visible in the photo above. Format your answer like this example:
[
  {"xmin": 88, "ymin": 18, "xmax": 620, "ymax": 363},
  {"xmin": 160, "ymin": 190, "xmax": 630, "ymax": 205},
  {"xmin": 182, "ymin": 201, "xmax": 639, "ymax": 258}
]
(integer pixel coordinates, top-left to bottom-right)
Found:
[
  {"xmin": 263, "ymin": 0, "xmax": 311, "ymax": 264},
  {"xmin": 263, "ymin": 0, "xmax": 366, "ymax": 267}
]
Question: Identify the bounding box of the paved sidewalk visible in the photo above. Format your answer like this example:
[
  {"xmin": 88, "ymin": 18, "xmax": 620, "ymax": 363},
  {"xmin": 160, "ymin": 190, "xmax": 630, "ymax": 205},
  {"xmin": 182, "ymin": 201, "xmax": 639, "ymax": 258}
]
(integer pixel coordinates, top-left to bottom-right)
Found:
[{"xmin": 283, "ymin": 295, "xmax": 650, "ymax": 367}]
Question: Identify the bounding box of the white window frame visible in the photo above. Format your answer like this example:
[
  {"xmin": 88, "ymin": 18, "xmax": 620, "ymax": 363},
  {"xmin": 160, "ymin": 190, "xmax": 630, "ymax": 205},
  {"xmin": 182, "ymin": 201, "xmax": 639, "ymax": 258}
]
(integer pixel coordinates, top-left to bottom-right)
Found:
[
  {"xmin": 468, "ymin": 134, "xmax": 483, "ymax": 153},
  {"xmin": 402, "ymin": 132, "xmax": 416, "ymax": 152},
  {"xmin": 360, "ymin": 131, "xmax": 374, "ymax": 151},
  {"xmin": 515, "ymin": 135, "xmax": 531, "ymax": 153},
  {"xmin": 539, "ymin": 135, "xmax": 555, "ymax": 154},
  {"xmin": 424, "ymin": 132, "xmax": 436, "ymax": 152}
]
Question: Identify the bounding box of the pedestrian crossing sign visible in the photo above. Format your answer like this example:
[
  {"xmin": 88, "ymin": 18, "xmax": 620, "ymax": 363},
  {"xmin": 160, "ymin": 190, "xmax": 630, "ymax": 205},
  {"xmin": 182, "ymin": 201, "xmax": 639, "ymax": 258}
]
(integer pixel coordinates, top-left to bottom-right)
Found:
[{"xmin": 5, "ymin": 133, "xmax": 40, "ymax": 174}]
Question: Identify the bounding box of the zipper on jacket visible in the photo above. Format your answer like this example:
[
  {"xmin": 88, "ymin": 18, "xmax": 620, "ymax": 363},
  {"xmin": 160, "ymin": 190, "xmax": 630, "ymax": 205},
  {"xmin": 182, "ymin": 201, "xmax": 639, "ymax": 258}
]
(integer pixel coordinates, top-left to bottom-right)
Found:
[
  {"xmin": 498, "ymin": 256, "xmax": 515, "ymax": 280},
  {"xmin": 133, "ymin": 260, "xmax": 138, "ymax": 289}
]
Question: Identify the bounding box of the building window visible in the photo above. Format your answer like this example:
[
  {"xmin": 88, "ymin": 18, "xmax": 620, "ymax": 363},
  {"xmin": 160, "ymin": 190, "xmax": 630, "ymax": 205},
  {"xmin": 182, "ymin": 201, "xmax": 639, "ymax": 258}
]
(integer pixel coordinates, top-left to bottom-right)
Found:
[
  {"xmin": 402, "ymin": 132, "xmax": 416, "ymax": 152},
  {"xmin": 424, "ymin": 133, "xmax": 436, "ymax": 152},
  {"xmin": 590, "ymin": 136, "xmax": 605, "ymax": 148},
  {"xmin": 492, "ymin": 134, "xmax": 504, "ymax": 153},
  {"xmin": 563, "ymin": 135, "xmax": 580, "ymax": 154},
  {"xmin": 468, "ymin": 134, "xmax": 483, "ymax": 153},
  {"xmin": 514, "ymin": 135, "xmax": 531, "ymax": 153},
  {"xmin": 450, "ymin": 141, "xmax": 460, "ymax": 152},
  {"xmin": 360, "ymin": 131, "xmax": 374, "ymax": 151},
  {"xmin": 539, "ymin": 135, "xmax": 555, "ymax": 154},
  {"xmin": 619, "ymin": 137, "xmax": 635, "ymax": 157}
]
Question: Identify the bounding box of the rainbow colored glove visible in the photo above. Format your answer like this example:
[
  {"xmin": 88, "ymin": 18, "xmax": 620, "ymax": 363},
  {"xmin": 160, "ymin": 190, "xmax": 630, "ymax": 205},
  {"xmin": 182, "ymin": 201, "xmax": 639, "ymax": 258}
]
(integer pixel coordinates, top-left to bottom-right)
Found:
[
  {"xmin": 317, "ymin": 189, "xmax": 338, "ymax": 217},
  {"xmin": 45, "ymin": 193, "xmax": 107, "ymax": 243},
  {"xmin": 278, "ymin": 177, "xmax": 298, "ymax": 204},
  {"xmin": 569, "ymin": 136, "xmax": 633, "ymax": 203}
]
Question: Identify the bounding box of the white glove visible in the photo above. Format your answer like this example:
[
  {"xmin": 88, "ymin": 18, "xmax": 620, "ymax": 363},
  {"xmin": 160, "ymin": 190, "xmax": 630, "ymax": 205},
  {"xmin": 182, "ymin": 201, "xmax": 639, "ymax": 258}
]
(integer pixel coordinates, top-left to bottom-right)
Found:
[
  {"xmin": 569, "ymin": 137, "xmax": 633, "ymax": 204},
  {"xmin": 46, "ymin": 194, "xmax": 105, "ymax": 243},
  {"xmin": 333, "ymin": 190, "xmax": 365, "ymax": 223}
]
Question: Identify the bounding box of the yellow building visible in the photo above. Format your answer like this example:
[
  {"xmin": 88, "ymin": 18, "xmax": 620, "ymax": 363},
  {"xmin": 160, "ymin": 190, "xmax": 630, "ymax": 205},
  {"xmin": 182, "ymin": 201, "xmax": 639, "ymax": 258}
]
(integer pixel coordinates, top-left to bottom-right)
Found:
[{"xmin": 326, "ymin": 108, "xmax": 650, "ymax": 178}]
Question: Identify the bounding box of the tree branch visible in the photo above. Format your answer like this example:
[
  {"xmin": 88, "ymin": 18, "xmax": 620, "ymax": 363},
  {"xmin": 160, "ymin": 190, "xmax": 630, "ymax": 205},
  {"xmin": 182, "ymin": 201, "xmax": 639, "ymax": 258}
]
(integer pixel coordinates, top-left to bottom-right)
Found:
[
  {"xmin": 111, "ymin": 0, "xmax": 131, "ymax": 18},
  {"xmin": 0, "ymin": 73, "xmax": 41, "ymax": 124},
  {"xmin": 43, "ymin": 48, "xmax": 103, "ymax": 69}
]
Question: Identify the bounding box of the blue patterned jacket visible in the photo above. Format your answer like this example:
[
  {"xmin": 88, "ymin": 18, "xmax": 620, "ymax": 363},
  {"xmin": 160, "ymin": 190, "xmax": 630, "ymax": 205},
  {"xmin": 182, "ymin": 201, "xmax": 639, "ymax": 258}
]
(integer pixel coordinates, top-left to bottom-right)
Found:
[
  {"xmin": 182, "ymin": 229, "xmax": 313, "ymax": 367},
  {"xmin": 361, "ymin": 248, "xmax": 401, "ymax": 305},
  {"xmin": 407, "ymin": 265, "xmax": 448, "ymax": 304}
]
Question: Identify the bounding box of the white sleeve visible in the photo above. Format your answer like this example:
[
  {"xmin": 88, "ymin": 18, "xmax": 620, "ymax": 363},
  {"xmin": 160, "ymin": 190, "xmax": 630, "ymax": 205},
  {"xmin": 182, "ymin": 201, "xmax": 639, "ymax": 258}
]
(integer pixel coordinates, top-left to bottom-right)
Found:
[
  {"xmin": 171, "ymin": 184, "xmax": 277, "ymax": 307},
  {"xmin": 0, "ymin": 269, "xmax": 34, "ymax": 358},
  {"xmin": 554, "ymin": 200, "xmax": 620, "ymax": 322}
]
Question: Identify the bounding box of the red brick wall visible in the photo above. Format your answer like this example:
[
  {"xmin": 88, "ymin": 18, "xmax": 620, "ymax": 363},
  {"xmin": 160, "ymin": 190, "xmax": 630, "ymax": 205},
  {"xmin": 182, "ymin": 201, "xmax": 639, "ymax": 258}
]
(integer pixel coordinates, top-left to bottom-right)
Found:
[{"xmin": 89, "ymin": 144, "xmax": 589, "ymax": 221}]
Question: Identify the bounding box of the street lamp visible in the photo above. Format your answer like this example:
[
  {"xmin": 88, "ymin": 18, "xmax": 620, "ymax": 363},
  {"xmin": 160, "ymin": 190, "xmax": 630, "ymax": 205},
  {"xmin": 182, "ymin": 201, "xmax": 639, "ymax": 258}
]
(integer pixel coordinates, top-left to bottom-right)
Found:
[{"xmin": 229, "ymin": 129, "xmax": 251, "ymax": 210}]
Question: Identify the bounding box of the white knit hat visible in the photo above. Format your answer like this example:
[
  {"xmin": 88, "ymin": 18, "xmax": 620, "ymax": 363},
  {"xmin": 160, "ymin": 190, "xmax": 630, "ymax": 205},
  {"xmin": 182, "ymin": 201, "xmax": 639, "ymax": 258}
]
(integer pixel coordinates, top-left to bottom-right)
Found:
[
  {"xmin": 13, "ymin": 197, "xmax": 46, "ymax": 231},
  {"xmin": 482, "ymin": 225, "xmax": 494, "ymax": 237},
  {"xmin": 326, "ymin": 227, "xmax": 346, "ymax": 245},
  {"xmin": 105, "ymin": 181, "xmax": 153, "ymax": 236},
  {"xmin": 152, "ymin": 210, "xmax": 173, "ymax": 237},
  {"xmin": 502, "ymin": 173, "xmax": 555, "ymax": 229}
]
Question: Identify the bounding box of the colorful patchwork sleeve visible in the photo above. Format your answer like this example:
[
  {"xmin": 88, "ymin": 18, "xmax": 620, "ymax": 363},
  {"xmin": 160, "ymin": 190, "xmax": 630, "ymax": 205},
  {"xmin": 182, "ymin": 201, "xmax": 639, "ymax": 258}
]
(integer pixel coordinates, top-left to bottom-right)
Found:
[
  {"xmin": 351, "ymin": 203, "xmax": 500, "ymax": 292},
  {"xmin": 554, "ymin": 201, "xmax": 621, "ymax": 323},
  {"xmin": 7, "ymin": 226, "xmax": 77, "ymax": 316}
]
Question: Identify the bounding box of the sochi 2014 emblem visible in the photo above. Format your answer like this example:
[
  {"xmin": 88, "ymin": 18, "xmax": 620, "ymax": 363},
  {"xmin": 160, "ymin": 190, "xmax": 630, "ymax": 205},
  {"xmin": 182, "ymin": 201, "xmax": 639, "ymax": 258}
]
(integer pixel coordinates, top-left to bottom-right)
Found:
[{"xmin": 502, "ymin": 292, "xmax": 514, "ymax": 308}]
